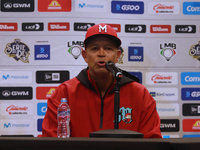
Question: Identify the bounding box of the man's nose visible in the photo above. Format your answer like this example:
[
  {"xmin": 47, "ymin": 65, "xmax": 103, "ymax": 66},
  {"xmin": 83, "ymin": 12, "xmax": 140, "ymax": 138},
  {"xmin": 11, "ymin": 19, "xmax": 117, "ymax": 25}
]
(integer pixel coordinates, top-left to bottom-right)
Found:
[{"xmin": 98, "ymin": 47, "xmax": 106, "ymax": 56}]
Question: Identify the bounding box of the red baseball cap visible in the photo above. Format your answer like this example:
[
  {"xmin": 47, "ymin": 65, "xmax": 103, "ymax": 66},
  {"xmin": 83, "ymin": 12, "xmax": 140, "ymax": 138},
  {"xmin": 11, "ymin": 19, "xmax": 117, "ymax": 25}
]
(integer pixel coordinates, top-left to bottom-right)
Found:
[{"xmin": 84, "ymin": 23, "xmax": 121, "ymax": 47}]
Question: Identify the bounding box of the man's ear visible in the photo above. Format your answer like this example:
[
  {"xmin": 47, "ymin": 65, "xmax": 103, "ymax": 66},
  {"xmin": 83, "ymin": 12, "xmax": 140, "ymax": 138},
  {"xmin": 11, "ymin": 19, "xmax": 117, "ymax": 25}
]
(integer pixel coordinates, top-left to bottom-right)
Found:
[
  {"xmin": 82, "ymin": 49, "xmax": 88, "ymax": 63},
  {"xmin": 115, "ymin": 49, "xmax": 121, "ymax": 63}
]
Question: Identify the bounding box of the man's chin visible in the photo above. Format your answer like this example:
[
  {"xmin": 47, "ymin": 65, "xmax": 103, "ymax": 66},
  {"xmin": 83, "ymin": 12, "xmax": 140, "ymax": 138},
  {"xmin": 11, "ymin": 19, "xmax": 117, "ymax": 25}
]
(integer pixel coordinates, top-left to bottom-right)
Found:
[{"xmin": 94, "ymin": 69, "xmax": 110, "ymax": 78}]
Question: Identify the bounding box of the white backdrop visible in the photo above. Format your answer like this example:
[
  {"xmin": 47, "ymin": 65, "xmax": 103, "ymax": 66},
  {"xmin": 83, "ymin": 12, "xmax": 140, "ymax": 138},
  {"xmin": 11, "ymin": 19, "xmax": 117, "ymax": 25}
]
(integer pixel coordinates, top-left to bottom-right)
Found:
[{"xmin": 0, "ymin": 0, "xmax": 200, "ymax": 138}]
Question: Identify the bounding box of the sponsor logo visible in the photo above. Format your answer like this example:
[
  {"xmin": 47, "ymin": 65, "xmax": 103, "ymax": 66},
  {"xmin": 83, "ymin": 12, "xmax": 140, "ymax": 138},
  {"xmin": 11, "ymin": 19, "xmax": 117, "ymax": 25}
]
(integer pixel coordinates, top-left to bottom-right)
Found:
[
  {"xmin": 183, "ymin": 134, "xmax": 200, "ymax": 138},
  {"xmin": 0, "ymin": 87, "xmax": 32, "ymax": 100},
  {"xmin": 128, "ymin": 72, "xmax": 142, "ymax": 84},
  {"xmin": 189, "ymin": 41, "xmax": 200, "ymax": 61},
  {"xmin": 183, "ymin": 2, "xmax": 200, "ymax": 15},
  {"xmin": 148, "ymin": 88, "xmax": 178, "ymax": 101},
  {"xmin": 111, "ymin": 1, "xmax": 144, "ymax": 14},
  {"xmin": 146, "ymin": 72, "xmax": 177, "ymax": 85},
  {"xmin": 125, "ymin": 24, "xmax": 146, "ymax": 33},
  {"xmin": 106, "ymin": 24, "xmax": 121, "ymax": 32},
  {"xmin": 157, "ymin": 103, "xmax": 179, "ymax": 116},
  {"xmin": 183, "ymin": 103, "xmax": 200, "ymax": 116},
  {"xmin": 150, "ymin": 25, "xmax": 171, "ymax": 33},
  {"xmin": 128, "ymin": 47, "xmax": 143, "ymax": 62},
  {"xmin": 48, "ymin": 22, "xmax": 70, "ymax": 31},
  {"xmin": 74, "ymin": 23, "xmax": 95, "ymax": 31},
  {"xmin": 119, "ymin": 107, "xmax": 132, "ymax": 123},
  {"xmin": 22, "ymin": 23, "xmax": 43, "ymax": 31},
  {"xmin": 36, "ymin": 71, "xmax": 69, "ymax": 84},
  {"xmin": 183, "ymin": 119, "xmax": 200, "ymax": 132},
  {"xmin": 0, "ymin": 119, "xmax": 33, "ymax": 133},
  {"xmin": 1, "ymin": 0, "xmax": 34, "ymax": 12},
  {"xmin": 1, "ymin": 103, "xmax": 33, "ymax": 116},
  {"xmin": 0, "ymin": 71, "xmax": 32, "ymax": 84},
  {"xmin": 175, "ymin": 25, "xmax": 196, "ymax": 33},
  {"xmin": 160, "ymin": 119, "xmax": 179, "ymax": 132},
  {"xmin": 37, "ymin": 119, "xmax": 43, "ymax": 132},
  {"xmin": 160, "ymin": 43, "xmax": 176, "ymax": 61},
  {"xmin": 35, "ymin": 45, "xmax": 50, "ymax": 60},
  {"xmin": 36, "ymin": 86, "xmax": 57, "ymax": 100},
  {"xmin": 4, "ymin": 39, "xmax": 30, "ymax": 63},
  {"xmin": 182, "ymin": 88, "xmax": 200, "ymax": 100},
  {"xmin": 148, "ymin": 2, "xmax": 179, "ymax": 14},
  {"xmin": 75, "ymin": 0, "xmax": 108, "ymax": 13},
  {"xmin": 0, "ymin": 23, "xmax": 17, "ymax": 31},
  {"xmin": 37, "ymin": 103, "xmax": 47, "ymax": 116},
  {"xmin": 181, "ymin": 72, "xmax": 200, "ymax": 85},
  {"xmin": 38, "ymin": 0, "xmax": 71, "ymax": 12},
  {"xmin": 68, "ymin": 41, "xmax": 84, "ymax": 59},
  {"xmin": 162, "ymin": 135, "xmax": 180, "ymax": 138}
]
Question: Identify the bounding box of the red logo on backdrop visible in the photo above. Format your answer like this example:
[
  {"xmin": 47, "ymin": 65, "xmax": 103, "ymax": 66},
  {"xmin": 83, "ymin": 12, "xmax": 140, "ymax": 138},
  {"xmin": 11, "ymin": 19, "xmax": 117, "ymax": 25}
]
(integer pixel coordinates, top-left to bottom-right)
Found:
[
  {"xmin": 183, "ymin": 119, "xmax": 200, "ymax": 132},
  {"xmin": 38, "ymin": 0, "xmax": 71, "ymax": 12},
  {"xmin": 6, "ymin": 105, "xmax": 28, "ymax": 115},
  {"xmin": 153, "ymin": 4, "xmax": 174, "ymax": 13},
  {"xmin": 0, "ymin": 23, "xmax": 17, "ymax": 31},
  {"xmin": 150, "ymin": 25, "xmax": 171, "ymax": 33},
  {"xmin": 151, "ymin": 74, "xmax": 172, "ymax": 83},
  {"xmin": 106, "ymin": 24, "xmax": 121, "ymax": 32},
  {"xmin": 36, "ymin": 87, "xmax": 57, "ymax": 100},
  {"xmin": 48, "ymin": 22, "xmax": 70, "ymax": 31}
]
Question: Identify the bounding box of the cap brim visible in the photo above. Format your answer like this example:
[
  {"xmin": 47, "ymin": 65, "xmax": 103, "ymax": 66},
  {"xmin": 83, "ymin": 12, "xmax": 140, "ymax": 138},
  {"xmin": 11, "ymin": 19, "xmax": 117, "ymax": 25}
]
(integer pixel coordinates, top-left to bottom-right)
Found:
[{"xmin": 84, "ymin": 34, "xmax": 121, "ymax": 47}]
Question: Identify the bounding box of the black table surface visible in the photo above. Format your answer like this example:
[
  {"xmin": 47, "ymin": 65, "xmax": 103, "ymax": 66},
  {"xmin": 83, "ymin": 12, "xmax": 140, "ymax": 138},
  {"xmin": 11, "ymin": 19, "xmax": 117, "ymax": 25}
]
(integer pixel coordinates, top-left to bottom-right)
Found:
[{"xmin": 0, "ymin": 137, "xmax": 199, "ymax": 150}]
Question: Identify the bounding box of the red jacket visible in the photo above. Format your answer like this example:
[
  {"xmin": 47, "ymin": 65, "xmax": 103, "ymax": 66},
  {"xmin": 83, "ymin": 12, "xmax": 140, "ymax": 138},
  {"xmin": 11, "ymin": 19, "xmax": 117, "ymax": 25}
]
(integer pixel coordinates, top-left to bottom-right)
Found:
[{"xmin": 42, "ymin": 68, "xmax": 162, "ymax": 138}]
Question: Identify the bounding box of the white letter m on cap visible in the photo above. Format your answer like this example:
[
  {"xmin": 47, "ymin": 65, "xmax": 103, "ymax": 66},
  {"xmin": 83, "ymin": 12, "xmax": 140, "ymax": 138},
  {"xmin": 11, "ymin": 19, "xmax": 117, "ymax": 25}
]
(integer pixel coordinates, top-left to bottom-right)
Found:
[{"xmin": 99, "ymin": 25, "xmax": 107, "ymax": 33}]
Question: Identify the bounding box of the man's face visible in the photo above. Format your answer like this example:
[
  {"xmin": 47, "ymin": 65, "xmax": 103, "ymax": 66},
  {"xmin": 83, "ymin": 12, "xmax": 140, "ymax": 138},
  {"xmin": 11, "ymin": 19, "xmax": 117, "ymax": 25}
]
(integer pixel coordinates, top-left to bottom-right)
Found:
[{"xmin": 82, "ymin": 36, "xmax": 121, "ymax": 79}]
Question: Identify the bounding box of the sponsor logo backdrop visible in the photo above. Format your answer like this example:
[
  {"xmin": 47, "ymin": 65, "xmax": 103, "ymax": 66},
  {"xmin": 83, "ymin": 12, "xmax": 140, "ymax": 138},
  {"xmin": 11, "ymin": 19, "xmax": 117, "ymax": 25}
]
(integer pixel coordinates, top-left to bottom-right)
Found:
[{"xmin": 0, "ymin": 0, "xmax": 200, "ymax": 138}]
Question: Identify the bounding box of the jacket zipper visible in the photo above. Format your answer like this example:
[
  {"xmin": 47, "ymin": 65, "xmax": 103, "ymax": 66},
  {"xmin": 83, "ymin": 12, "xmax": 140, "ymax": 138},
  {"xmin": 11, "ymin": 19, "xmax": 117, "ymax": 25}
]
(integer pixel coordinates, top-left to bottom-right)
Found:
[{"xmin": 99, "ymin": 84, "xmax": 114, "ymax": 129}]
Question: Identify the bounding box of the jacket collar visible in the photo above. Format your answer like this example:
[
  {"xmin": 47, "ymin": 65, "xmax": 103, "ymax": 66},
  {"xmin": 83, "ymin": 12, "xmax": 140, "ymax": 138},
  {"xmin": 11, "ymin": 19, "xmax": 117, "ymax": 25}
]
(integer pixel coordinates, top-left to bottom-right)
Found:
[{"xmin": 76, "ymin": 68, "xmax": 140, "ymax": 91}]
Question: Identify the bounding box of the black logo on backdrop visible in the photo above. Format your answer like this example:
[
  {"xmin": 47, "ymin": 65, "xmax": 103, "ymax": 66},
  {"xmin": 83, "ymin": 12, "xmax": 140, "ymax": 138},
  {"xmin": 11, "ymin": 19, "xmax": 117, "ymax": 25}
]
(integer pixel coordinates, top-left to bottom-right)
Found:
[
  {"xmin": 1, "ymin": 0, "xmax": 34, "ymax": 12},
  {"xmin": 74, "ymin": 23, "xmax": 95, "ymax": 31},
  {"xmin": 0, "ymin": 87, "xmax": 32, "ymax": 100},
  {"xmin": 36, "ymin": 71, "xmax": 69, "ymax": 84},
  {"xmin": 160, "ymin": 119, "xmax": 179, "ymax": 132},
  {"xmin": 125, "ymin": 24, "xmax": 146, "ymax": 33},
  {"xmin": 183, "ymin": 103, "xmax": 200, "ymax": 116},
  {"xmin": 22, "ymin": 23, "xmax": 44, "ymax": 31},
  {"xmin": 175, "ymin": 25, "xmax": 196, "ymax": 33}
]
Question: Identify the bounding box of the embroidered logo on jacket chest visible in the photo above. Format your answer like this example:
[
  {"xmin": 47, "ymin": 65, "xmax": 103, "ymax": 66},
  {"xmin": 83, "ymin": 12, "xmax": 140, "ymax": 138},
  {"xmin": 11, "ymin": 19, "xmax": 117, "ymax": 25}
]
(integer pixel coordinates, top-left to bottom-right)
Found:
[{"xmin": 119, "ymin": 107, "xmax": 133, "ymax": 123}]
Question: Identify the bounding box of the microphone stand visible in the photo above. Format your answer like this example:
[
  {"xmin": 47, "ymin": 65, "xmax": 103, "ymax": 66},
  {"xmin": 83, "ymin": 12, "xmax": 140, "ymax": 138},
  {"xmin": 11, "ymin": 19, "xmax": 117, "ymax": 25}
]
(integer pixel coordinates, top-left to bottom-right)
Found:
[
  {"xmin": 114, "ymin": 72, "xmax": 122, "ymax": 129},
  {"xmin": 89, "ymin": 71, "xmax": 143, "ymax": 138}
]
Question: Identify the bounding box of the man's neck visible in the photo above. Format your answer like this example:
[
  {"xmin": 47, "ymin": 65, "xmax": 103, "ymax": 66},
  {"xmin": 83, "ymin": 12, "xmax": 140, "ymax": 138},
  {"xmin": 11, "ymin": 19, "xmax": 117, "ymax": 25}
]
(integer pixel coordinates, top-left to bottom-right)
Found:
[{"xmin": 90, "ymin": 72, "xmax": 113, "ymax": 97}]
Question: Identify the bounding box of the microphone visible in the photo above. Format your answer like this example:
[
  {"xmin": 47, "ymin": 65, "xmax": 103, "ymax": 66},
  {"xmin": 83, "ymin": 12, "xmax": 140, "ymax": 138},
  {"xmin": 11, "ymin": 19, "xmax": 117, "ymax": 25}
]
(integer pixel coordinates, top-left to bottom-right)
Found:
[{"xmin": 105, "ymin": 61, "xmax": 123, "ymax": 79}]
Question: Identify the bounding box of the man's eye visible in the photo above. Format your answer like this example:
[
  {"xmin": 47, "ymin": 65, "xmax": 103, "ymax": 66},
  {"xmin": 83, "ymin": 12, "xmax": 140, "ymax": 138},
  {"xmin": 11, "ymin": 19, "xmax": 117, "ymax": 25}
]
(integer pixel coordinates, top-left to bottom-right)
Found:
[
  {"xmin": 91, "ymin": 47, "xmax": 98, "ymax": 51},
  {"xmin": 105, "ymin": 47, "xmax": 112, "ymax": 51}
]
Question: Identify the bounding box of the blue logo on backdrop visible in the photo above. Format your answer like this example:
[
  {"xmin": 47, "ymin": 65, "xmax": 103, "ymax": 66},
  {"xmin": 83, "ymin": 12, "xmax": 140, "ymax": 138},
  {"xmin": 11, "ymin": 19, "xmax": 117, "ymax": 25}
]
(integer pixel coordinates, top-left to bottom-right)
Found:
[
  {"xmin": 181, "ymin": 72, "xmax": 200, "ymax": 85},
  {"xmin": 128, "ymin": 72, "xmax": 142, "ymax": 84},
  {"xmin": 183, "ymin": 134, "xmax": 200, "ymax": 138},
  {"xmin": 37, "ymin": 119, "xmax": 43, "ymax": 132},
  {"xmin": 37, "ymin": 103, "xmax": 47, "ymax": 116},
  {"xmin": 183, "ymin": 2, "xmax": 200, "ymax": 15},
  {"xmin": 181, "ymin": 88, "xmax": 200, "ymax": 100},
  {"xmin": 4, "ymin": 123, "xmax": 11, "ymax": 128},
  {"xmin": 128, "ymin": 47, "xmax": 143, "ymax": 62},
  {"xmin": 111, "ymin": 1, "xmax": 144, "ymax": 14},
  {"xmin": 35, "ymin": 45, "xmax": 50, "ymax": 60}
]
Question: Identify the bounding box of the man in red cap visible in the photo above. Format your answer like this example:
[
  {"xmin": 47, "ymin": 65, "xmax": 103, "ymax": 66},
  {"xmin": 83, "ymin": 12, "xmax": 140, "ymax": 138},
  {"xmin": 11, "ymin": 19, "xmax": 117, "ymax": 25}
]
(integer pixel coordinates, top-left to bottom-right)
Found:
[{"xmin": 42, "ymin": 23, "xmax": 162, "ymax": 138}]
